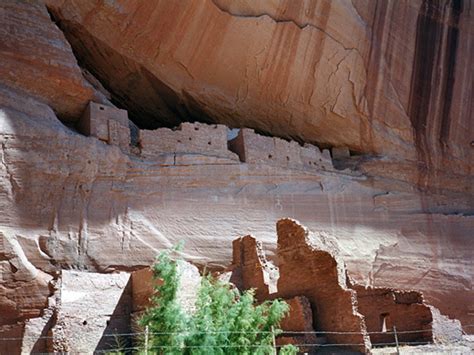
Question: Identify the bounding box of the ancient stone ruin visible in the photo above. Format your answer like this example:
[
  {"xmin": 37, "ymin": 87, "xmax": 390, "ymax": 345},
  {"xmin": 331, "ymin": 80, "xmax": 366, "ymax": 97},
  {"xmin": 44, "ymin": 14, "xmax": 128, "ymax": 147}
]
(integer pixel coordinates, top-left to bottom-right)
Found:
[
  {"xmin": 228, "ymin": 128, "xmax": 333, "ymax": 170},
  {"xmin": 79, "ymin": 101, "xmax": 336, "ymax": 172},
  {"xmin": 1, "ymin": 0, "xmax": 472, "ymax": 353},
  {"xmin": 227, "ymin": 219, "xmax": 464, "ymax": 353},
  {"xmin": 77, "ymin": 102, "xmax": 130, "ymax": 153}
]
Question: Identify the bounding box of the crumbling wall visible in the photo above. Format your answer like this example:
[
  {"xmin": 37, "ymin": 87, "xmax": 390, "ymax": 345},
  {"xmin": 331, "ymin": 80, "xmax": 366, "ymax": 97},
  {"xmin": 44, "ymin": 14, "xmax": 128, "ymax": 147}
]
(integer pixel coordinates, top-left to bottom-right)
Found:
[
  {"xmin": 225, "ymin": 220, "xmax": 370, "ymax": 352},
  {"xmin": 430, "ymin": 306, "xmax": 464, "ymax": 344},
  {"xmin": 353, "ymin": 285, "xmax": 433, "ymax": 344},
  {"xmin": 77, "ymin": 102, "xmax": 130, "ymax": 153},
  {"xmin": 274, "ymin": 219, "xmax": 370, "ymax": 353},
  {"xmin": 139, "ymin": 122, "xmax": 238, "ymax": 161},
  {"xmin": 276, "ymin": 296, "xmax": 322, "ymax": 352},
  {"xmin": 225, "ymin": 219, "xmax": 466, "ymax": 352},
  {"xmin": 228, "ymin": 128, "xmax": 333, "ymax": 171},
  {"xmin": 230, "ymin": 235, "xmax": 278, "ymax": 301}
]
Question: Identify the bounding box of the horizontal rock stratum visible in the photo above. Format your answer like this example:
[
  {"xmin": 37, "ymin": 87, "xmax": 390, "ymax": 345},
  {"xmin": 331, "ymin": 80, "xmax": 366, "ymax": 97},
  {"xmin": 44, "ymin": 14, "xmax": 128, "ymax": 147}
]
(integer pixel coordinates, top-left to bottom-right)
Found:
[
  {"xmin": 44, "ymin": 0, "xmax": 473, "ymax": 186},
  {"xmin": 0, "ymin": 0, "xmax": 472, "ymax": 353}
]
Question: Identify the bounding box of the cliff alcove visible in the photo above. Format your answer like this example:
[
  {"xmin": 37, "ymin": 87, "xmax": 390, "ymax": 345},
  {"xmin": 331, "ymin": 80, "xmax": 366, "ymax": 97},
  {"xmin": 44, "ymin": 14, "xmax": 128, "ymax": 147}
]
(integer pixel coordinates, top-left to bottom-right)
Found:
[{"xmin": 0, "ymin": 0, "xmax": 472, "ymax": 354}]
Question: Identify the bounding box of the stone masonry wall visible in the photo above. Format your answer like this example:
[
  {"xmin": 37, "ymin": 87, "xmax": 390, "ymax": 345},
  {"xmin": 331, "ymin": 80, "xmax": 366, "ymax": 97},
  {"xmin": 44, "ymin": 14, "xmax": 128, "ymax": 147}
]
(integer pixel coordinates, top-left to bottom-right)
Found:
[
  {"xmin": 225, "ymin": 219, "xmax": 465, "ymax": 352},
  {"xmin": 77, "ymin": 102, "xmax": 130, "ymax": 153},
  {"xmin": 353, "ymin": 285, "xmax": 433, "ymax": 344},
  {"xmin": 225, "ymin": 220, "xmax": 370, "ymax": 352},
  {"xmin": 274, "ymin": 219, "xmax": 370, "ymax": 353},
  {"xmin": 139, "ymin": 122, "xmax": 238, "ymax": 161},
  {"xmin": 80, "ymin": 104, "xmax": 336, "ymax": 171},
  {"xmin": 228, "ymin": 128, "xmax": 333, "ymax": 171},
  {"xmin": 230, "ymin": 235, "xmax": 278, "ymax": 301}
]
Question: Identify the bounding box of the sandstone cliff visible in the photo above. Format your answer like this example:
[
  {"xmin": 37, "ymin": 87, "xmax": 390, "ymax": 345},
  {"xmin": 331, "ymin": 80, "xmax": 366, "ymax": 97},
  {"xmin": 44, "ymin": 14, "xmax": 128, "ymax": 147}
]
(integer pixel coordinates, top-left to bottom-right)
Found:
[{"xmin": 0, "ymin": 0, "xmax": 472, "ymax": 353}]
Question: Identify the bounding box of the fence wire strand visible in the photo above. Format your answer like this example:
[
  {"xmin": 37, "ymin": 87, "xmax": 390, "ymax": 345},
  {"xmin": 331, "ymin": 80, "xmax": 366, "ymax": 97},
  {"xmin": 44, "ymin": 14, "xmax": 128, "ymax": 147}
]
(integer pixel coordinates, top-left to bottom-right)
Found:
[{"xmin": 1, "ymin": 325, "xmax": 473, "ymax": 342}]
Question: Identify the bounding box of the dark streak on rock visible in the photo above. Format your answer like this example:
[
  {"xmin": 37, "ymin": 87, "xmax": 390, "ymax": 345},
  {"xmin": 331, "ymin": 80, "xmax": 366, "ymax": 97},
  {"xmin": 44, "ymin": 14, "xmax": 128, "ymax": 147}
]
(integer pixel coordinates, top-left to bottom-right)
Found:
[
  {"xmin": 408, "ymin": 0, "xmax": 462, "ymax": 188},
  {"xmin": 440, "ymin": 0, "xmax": 462, "ymax": 150}
]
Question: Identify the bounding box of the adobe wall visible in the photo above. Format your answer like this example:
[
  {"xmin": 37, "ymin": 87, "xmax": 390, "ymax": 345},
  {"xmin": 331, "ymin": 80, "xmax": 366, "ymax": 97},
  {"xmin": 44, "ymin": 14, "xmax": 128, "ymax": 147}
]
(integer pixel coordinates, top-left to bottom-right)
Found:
[
  {"xmin": 225, "ymin": 220, "xmax": 465, "ymax": 352},
  {"xmin": 228, "ymin": 128, "xmax": 333, "ymax": 171},
  {"xmin": 0, "ymin": 324, "xmax": 23, "ymax": 355},
  {"xmin": 353, "ymin": 285, "xmax": 433, "ymax": 344},
  {"xmin": 274, "ymin": 219, "xmax": 371, "ymax": 353},
  {"xmin": 230, "ymin": 235, "xmax": 278, "ymax": 301},
  {"xmin": 77, "ymin": 102, "xmax": 130, "ymax": 152},
  {"xmin": 139, "ymin": 122, "xmax": 238, "ymax": 161},
  {"xmin": 226, "ymin": 221, "xmax": 370, "ymax": 352}
]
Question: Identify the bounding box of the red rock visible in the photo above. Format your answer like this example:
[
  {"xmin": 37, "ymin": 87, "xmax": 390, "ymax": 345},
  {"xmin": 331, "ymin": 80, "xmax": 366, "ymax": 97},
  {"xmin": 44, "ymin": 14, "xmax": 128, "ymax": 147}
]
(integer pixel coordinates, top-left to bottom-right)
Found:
[
  {"xmin": 0, "ymin": 0, "xmax": 106, "ymax": 121},
  {"xmin": 227, "ymin": 220, "xmax": 466, "ymax": 352},
  {"xmin": 131, "ymin": 260, "xmax": 201, "ymax": 316},
  {"xmin": 0, "ymin": 0, "xmax": 472, "ymax": 349},
  {"xmin": 44, "ymin": 0, "xmax": 472, "ymax": 186}
]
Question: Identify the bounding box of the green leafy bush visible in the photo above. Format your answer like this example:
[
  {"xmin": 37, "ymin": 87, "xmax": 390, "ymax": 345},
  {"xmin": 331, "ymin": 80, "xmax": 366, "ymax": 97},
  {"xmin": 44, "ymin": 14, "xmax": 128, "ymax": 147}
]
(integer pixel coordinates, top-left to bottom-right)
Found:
[{"xmin": 139, "ymin": 247, "xmax": 298, "ymax": 354}]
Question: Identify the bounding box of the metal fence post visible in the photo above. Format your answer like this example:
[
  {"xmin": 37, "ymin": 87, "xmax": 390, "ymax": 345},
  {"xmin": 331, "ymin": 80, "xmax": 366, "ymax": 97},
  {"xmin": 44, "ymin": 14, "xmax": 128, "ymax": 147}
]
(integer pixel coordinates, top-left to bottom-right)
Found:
[
  {"xmin": 145, "ymin": 325, "xmax": 149, "ymax": 355},
  {"xmin": 271, "ymin": 326, "xmax": 277, "ymax": 355},
  {"xmin": 393, "ymin": 326, "xmax": 400, "ymax": 355}
]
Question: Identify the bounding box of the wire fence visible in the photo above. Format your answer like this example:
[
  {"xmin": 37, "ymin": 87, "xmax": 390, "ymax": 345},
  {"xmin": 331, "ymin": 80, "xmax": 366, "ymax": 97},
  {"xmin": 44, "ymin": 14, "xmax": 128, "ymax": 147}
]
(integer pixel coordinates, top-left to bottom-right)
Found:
[
  {"xmin": 48, "ymin": 339, "xmax": 473, "ymax": 354},
  {"xmin": 1, "ymin": 325, "xmax": 472, "ymax": 341},
  {"xmin": 2, "ymin": 325, "xmax": 472, "ymax": 355},
  {"xmin": 0, "ymin": 327, "xmax": 451, "ymax": 341}
]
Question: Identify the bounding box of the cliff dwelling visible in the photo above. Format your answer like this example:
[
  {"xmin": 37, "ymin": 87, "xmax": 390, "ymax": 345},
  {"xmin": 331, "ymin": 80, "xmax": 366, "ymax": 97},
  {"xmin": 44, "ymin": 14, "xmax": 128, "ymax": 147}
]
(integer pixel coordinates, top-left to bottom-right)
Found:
[{"xmin": 0, "ymin": 0, "xmax": 472, "ymax": 354}]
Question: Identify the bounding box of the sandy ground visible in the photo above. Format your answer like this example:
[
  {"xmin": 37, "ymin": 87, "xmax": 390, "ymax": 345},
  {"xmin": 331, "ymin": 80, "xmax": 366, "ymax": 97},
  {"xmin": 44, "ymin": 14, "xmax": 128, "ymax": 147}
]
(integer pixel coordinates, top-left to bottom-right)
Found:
[{"xmin": 371, "ymin": 335, "xmax": 474, "ymax": 354}]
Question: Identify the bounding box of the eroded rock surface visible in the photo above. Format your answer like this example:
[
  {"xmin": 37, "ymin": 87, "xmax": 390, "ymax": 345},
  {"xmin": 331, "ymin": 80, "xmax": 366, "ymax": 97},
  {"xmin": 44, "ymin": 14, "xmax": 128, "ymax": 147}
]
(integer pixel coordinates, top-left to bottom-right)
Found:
[
  {"xmin": 44, "ymin": 0, "xmax": 473, "ymax": 186},
  {"xmin": 0, "ymin": 0, "xmax": 107, "ymax": 120},
  {"xmin": 0, "ymin": 0, "xmax": 472, "ymax": 352}
]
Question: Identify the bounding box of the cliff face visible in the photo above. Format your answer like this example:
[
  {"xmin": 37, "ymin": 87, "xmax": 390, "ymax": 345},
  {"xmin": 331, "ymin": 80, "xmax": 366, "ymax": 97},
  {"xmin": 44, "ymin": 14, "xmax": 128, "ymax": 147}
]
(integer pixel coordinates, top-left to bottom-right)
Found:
[
  {"xmin": 44, "ymin": 0, "xmax": 473, "ymax": 187},
  {"xmin": 0, "ymin": 0, "xmax": 472, "ymax": 352}
]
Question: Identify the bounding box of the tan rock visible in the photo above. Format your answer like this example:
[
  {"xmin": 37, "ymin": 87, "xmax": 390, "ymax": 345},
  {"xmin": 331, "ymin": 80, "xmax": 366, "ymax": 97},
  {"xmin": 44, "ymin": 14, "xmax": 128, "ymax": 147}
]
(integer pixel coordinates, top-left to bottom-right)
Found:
[
  {"xmin": 0, "ymin": 89, "xmax": 472, "ymax": 337},
  {"xmin": 49, "ymin": 270, "xmax": 132, "ymax": 353},
  {"xmin": 0, "ymin": 0, "xmax": 472, "ymax": 351}
]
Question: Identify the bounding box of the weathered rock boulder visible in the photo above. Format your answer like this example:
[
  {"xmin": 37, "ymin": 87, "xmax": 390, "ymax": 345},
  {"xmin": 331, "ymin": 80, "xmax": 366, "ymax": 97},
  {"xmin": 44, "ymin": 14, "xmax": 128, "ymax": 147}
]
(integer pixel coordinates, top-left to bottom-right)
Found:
[{"xmin": 48, "ymin": 270, "xmax": 132, "ymax": 353}]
